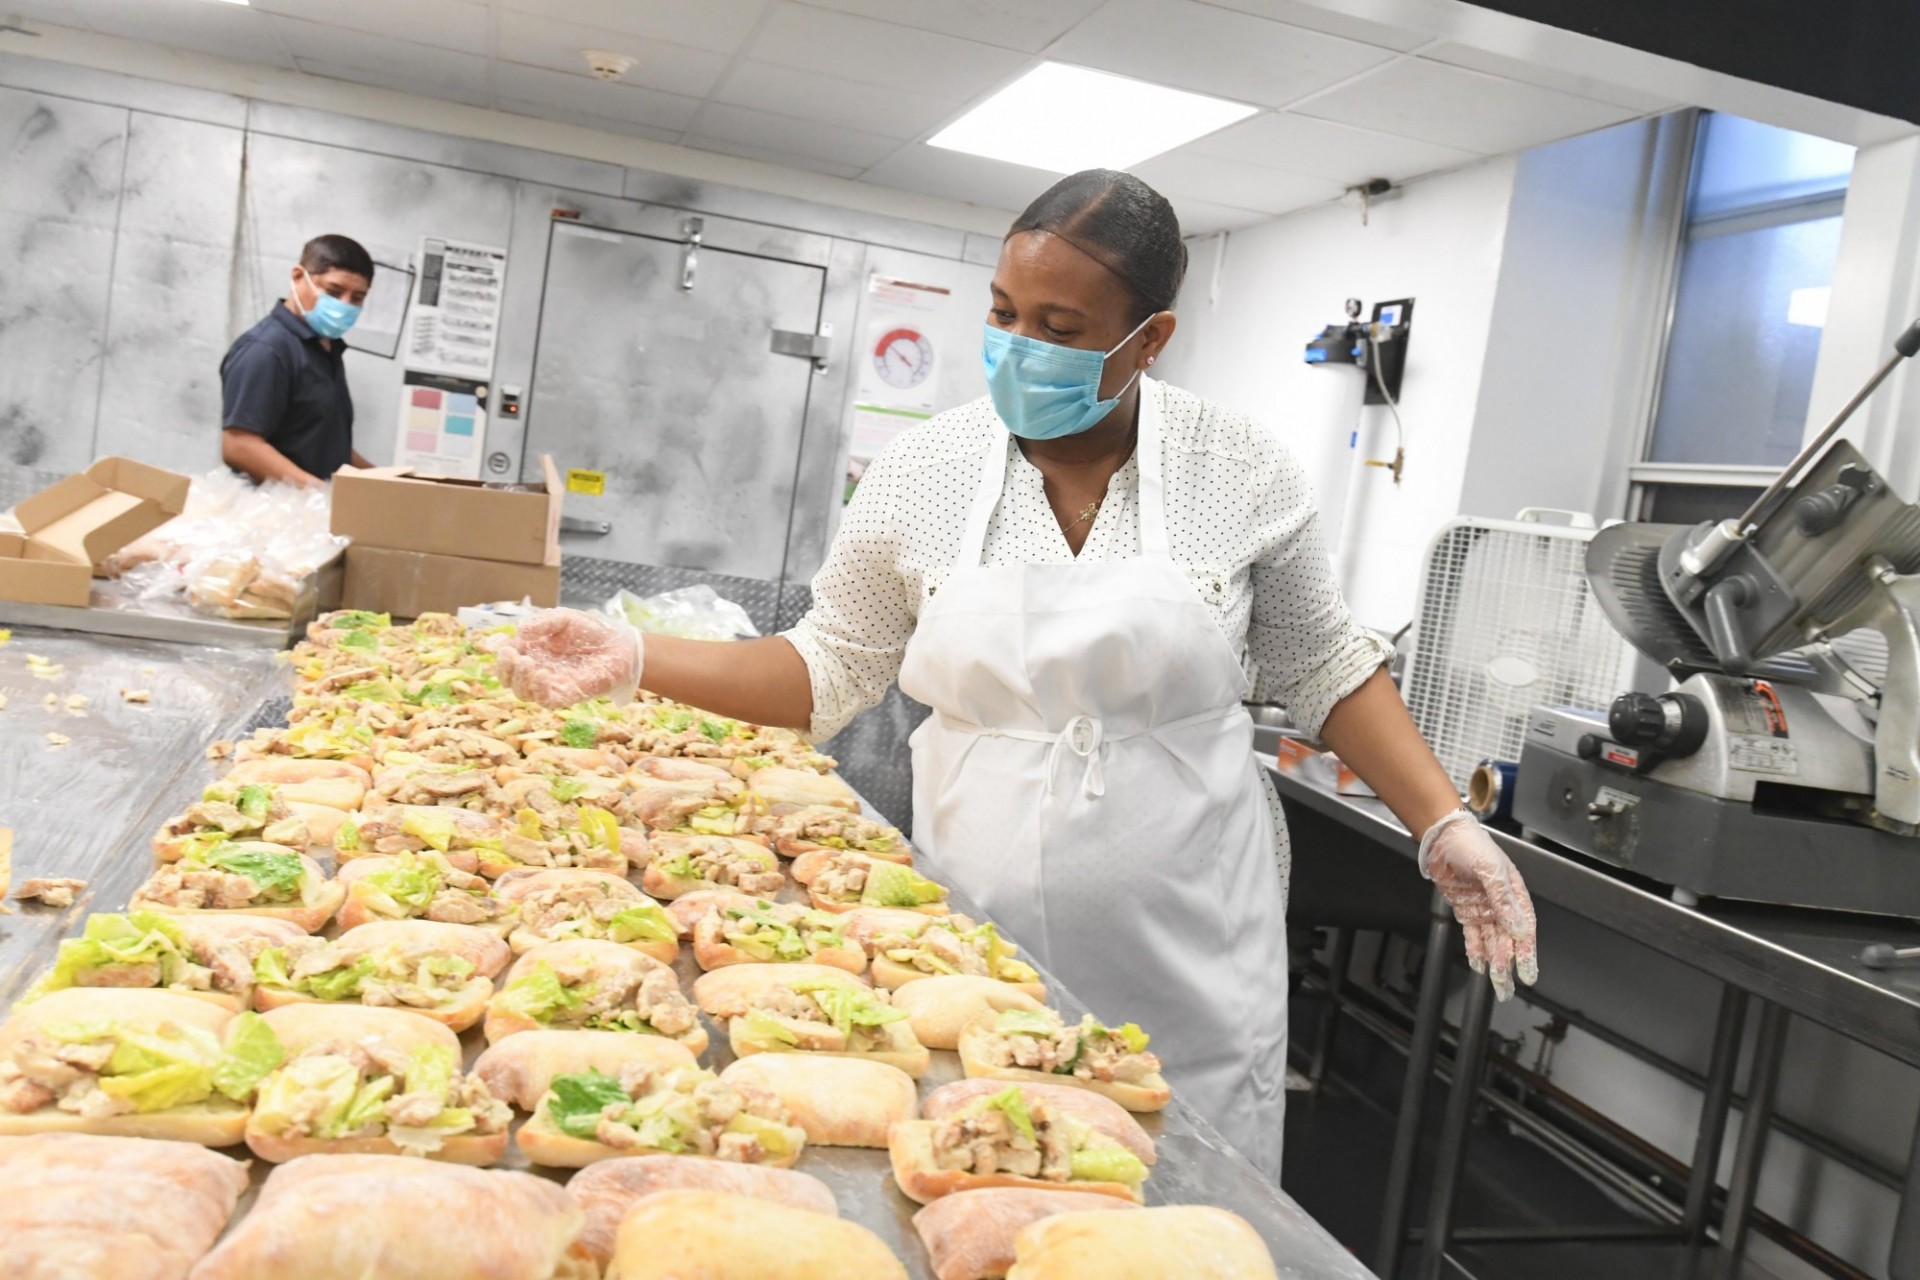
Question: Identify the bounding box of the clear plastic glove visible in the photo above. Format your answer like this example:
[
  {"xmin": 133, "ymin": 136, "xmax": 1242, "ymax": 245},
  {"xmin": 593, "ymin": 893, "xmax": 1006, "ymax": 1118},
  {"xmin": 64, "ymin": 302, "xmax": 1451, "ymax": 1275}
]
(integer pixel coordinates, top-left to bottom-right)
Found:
[
  {"xmin": 1419, "ymin": 809, "xmax": 1539, "ymax": 1001},
  {"xmin": 493, "ymin": 608, "xmax": 643, "ymax": 708}
]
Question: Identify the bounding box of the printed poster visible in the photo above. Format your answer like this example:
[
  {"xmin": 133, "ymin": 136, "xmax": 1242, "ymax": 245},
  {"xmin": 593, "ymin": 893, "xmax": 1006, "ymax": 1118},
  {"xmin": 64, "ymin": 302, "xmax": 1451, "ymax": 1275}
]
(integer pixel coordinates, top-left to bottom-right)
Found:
[
  {"xmin": 847, "ymin": 275, "xmax": 952, "ymax": 501},
  {"xmin": 395, "ymin": 237, "xmax": 506, "ymax": 477}
]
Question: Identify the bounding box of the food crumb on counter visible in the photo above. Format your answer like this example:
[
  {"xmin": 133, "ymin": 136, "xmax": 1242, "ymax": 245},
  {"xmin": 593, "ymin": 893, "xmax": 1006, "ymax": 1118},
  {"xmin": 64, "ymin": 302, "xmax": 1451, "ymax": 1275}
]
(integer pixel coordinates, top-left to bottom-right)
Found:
[
  {"xmin": 139, "ymin": 664, "xmax": 154, "ymax": 675},
  {"xmin": 25, "ymin": 654, "xmax": 62, "ymax": 680},
  {"xmin": 65, "ymin": 694, "xmax": 88, "ymax": 711},
  {"xmin": 0, "ymin": 693, "xmax": 8, "ymax": 712},
  {"xmin": 121, "ymin": 688, "xmax": 151, "ymax": 704},
  {"xmin": 206, "ymin": 740, "xmax": 233, "ymax": 760},
  {"xmin": 42, "ymin": 693, "xmax": 56, "ymax": 709},
  {"xmin": 45, "ymin": 732, "xmax": 69, "ymax": 748},
  {"xmin": 0, "ymin": 628, "xmax": 10, "ymax": 644},
  {"xmin": 14, "ymin": 878, "xmax": 86, "ymax": 909}
]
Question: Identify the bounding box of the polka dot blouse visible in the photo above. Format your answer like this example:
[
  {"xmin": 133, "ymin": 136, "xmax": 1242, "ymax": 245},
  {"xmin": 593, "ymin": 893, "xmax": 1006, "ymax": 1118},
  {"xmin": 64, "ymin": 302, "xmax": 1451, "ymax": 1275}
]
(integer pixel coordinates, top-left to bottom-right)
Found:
[{"xmin": 785, "ymin": 377, "xmax": 1392, "ymax": 746}]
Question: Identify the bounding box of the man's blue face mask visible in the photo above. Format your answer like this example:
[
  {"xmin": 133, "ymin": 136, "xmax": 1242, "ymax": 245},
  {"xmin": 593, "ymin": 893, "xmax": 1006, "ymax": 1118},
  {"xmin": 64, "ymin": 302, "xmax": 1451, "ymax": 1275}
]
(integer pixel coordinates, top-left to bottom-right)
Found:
[{"xmin": 295, "ymin": 267, "xmax": 361, "ymax": 340}]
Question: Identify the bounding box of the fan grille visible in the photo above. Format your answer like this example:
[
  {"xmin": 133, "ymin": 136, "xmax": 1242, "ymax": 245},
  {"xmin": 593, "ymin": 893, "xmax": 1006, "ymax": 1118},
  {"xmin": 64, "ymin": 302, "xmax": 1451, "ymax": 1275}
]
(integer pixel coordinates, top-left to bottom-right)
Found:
[{"xmin": 1403, "ymin": 521, "xmax": 1641, "ymax": 788}]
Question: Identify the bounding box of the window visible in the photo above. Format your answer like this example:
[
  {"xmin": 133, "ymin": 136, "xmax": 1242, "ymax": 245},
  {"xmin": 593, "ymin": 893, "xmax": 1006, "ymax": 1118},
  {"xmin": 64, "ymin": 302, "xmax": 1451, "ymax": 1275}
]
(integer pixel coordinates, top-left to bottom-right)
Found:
[{"xmin": 1634, "ymin": 112, "xmax": 1855, "ymax": 519}]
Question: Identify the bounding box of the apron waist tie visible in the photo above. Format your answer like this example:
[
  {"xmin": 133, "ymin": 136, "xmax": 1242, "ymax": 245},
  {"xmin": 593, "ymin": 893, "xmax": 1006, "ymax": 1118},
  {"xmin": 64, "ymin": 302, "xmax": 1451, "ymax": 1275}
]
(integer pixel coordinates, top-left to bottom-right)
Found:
[{"xmin": 936, "ymin": 705, "xmax": 1244, "ymax": 800}]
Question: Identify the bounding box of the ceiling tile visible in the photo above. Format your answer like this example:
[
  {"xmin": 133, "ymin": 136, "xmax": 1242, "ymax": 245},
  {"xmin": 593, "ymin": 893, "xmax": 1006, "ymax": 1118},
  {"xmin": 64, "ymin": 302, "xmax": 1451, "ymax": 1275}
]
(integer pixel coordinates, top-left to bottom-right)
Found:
[
  {"xmin": 270, "ymin": 18, "xmax": 487, "ymax": 84},
  {"xmin": 1188, "ymin": 110, "xmax": 1481, "ymax": 184},
  {"xmin": 1196, "ymin": 0, "xmax": 1433, "ymax": 52},
  {"xmin": 492, "ymin": 97, "xmax": 682, "ymax": 144},
  {"xmin": 792, "ymin": 0, "xmax": 1106, "ymax": 54},
  {"xmin": 493, "ymin": 62, "xmax": 704, "ymax": 133},
  {"xmin": 861, "ymin": 143, "xmax": 1051, "ymax": 215},
  {"xmin": 685, "ymin": 101, "xmax": 902, "ymax": 168},
  {"xmin": 1132, "ymin": 148, "xmax": 1343, "ymax": 214},
  {"xmin": 747, "ymin": 3, "xmax": 1029, "ymax": 101},
  {"xmin": 681, "ymin": 135, "xmax": 866, "ymax": 179},
  {"xmin": 293, "ymin": 56, "xmax": 493, "ymax": 110},
  {"xmin": 1166, "ymin": 195, "xmax": 1271, "ymax": 235},
  {"xmin": 491, "ymin": 0, "xmax": 772, "ymax": 56},
  {"xmin": 1421, "ymin": 40, "xmax": 1674, "ymax": 113},
  {"xmin": 65, "ymin": 0, "xmax": 293, "ymax": 68},
  {"xmin": 250, "ymin": 0, "xmax": 489, "ymax": 57},
  {"xmin": 713, "ymin": 60, "xmax": 964, "ymax": 141},
  {"xmin": 1293, "ymin": 57, "xmax": 1639, "ymax": 154},
  {"xmin": 1048, "ymin": 0, "xmax": 1396, "ymax": 109},
  {"xmin": 493, "ymin": 12, "xmax": 730, "ymax": 99}
]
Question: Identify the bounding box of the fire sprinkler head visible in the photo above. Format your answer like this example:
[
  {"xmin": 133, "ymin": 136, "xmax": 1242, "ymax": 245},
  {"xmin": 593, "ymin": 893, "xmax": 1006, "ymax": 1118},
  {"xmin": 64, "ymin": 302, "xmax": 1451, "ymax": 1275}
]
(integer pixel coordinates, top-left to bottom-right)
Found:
[{"xmin": 582, "ymin": 49, "xmax": 636, "ymax": 81}]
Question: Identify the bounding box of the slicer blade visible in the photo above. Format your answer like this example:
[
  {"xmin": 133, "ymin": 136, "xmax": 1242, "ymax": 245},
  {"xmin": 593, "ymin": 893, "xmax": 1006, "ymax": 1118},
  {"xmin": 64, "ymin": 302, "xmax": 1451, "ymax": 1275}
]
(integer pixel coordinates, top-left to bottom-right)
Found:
[{"xmin": 1585, "ymin": 522, "xmax": 1719, "ymax": 672}]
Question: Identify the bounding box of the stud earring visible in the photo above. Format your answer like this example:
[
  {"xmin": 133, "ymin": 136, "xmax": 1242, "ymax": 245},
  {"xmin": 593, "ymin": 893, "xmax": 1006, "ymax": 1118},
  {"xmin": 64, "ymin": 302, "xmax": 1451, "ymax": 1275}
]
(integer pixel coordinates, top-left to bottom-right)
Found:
[{"xmin": 1147, "ymin": 355, "xmax": 1156, "ymax": 365}]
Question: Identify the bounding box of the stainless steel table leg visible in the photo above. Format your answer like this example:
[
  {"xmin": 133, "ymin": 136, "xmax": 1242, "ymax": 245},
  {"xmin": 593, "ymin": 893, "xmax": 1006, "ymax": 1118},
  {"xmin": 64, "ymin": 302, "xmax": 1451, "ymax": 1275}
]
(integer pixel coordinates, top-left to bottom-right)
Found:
[
  {"xmin": 1719, "ymin": 1001, "xmax": 1790, "ymax": 1271},
  {"xmin": 1309, "ymin": 926, "xmax": 1357, "ymax": 1095},
  {"xmin": 1684, "ymin": 986, "xmax": 1751, "ymax": 1245},
  {"xmin": 1375, "ymin": 890, "xmax": 1458, "ymax": 1279},
  {"xmin": 1889, "ymin": 1107, "xmax": 1920, "ymax": 1280},
  {"xmin": 1415, "ymin": 967, "xmax": 1497, "ymax": 1280}
]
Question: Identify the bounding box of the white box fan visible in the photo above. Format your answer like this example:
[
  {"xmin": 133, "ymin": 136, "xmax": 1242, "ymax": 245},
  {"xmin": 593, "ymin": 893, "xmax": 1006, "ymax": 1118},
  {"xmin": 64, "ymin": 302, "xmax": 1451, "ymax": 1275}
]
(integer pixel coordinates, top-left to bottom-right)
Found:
[{"xmin": 1401, "ymin": 509, "xmax": 1642, "ymax": 789}]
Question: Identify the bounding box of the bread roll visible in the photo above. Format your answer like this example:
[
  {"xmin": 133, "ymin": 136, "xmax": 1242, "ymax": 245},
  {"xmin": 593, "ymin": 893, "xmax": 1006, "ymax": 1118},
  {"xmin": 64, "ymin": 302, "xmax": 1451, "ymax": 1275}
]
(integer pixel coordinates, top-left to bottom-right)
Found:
[
  {"xmin": 922, "ymin": 1080, "xmax": 1156, "ymax": 1167},
  {"xmin": 474, "ymin": 1031, "xmax": 698, "ymax": 1110},
  {"xmin": 222, "ymin": 759, "xmax": 371, "ymax": 810},
  {"xmin": 568, "ymin": 1155, "xmax": 836, "ymax": 1269},
  {"xmin": 493, "ymin": 868, "xmax": 677, "ymax": 964},
  {"xmin": 913, "ymin": 1188, "xmax": 1139, "ymax": 1280},
  {"xmin": 606, "ymin": 1190, "xmax": 905, "ymax": 1279},
  {"xmin": 890, "ymin": 977, "xmax": 1047, "ymax": 1050},
  {"xmin": 131, "ymin": 848, "xmax": 344, "ymax": 935},
  {"xmin": 691, "ymin": 962, "xmax": 868, "ymax": 1020},
  {"xmin": 484, "ymin": 939, "xmax": 707, "ymax": 1055},
  {"xmin": 188, "ymin": 1154, "xmax": 586, "ymax": 1280},
  {"xmin": 719, "ymin": 1055, "xmax": 916, "ymax": 1147},
  {"xmin": 957, "ymin": 1022, "xmax": 1171, "ymax": 1113},
  {"xmin": 1006, "ymin": 1206, "xmax": 1276, "ymax": 1279},
  {"xmin": 667, "ymin": 888, "xmax": 762, "ymax": 937},
  {"xmin": 252, "ymin": 920, "xmax": 508, "ymax": 1033},
  {"xmin": 747, "ymin": 767, "xmax": 860, "ymax": 813}
]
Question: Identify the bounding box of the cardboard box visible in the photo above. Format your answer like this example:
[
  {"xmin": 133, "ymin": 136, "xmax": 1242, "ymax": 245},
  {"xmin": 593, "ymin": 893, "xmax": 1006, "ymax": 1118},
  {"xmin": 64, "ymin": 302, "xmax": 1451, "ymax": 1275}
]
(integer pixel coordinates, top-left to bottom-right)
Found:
[
  {"xmin": 331, "ymin": 456, "xmax": 562, "ymax": 566},
  {"xmin": 0, "ymin": 457, "xmax": 190, "ymax": 606},
  {"xmin": 1273, "ymin": 735, "xmax": 1376, "ymax": 797},
  {"xmin": 342, "ymin": 544, "xmax": 560, "ymax": 620}
]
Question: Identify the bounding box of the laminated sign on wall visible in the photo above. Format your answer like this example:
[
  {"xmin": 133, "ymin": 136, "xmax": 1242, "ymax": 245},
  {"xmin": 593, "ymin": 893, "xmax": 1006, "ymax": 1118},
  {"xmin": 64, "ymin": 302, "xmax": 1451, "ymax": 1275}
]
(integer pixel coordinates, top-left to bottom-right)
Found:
[
  {"xmin": 847, "ymin": 275, "xmax": 951, "ymax": 501},
  {"xmin": 394, "ymin": 237, "xmax": 507, "ymax": 478}
]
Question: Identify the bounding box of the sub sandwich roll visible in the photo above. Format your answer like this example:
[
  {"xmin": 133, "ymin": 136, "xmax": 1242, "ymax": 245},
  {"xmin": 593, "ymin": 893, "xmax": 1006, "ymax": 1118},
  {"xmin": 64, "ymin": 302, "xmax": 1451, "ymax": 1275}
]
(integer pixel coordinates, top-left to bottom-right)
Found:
[
  {"xmin": 222, "ymin": 758, "xmax": 371, "ymax": 811},
  {"xmin": 0, "ymin": 990, "xmax": 284, "ymax": 1145},
  {"xmin": 131, "ymin": 842, "xmax": 343, "ymax": 934},
  {"xmin": 188, "ymin": 1154, "xmax": 590, "ymax": 1280},
  {"xmin": 913, "ymin": 1188, "xmax": 1138, "ymax": 1280},
  {"xmin": 18, "ymin": 911, "xmax": 257, "ymax": 1011},
  {"xmin": 839, "ymin": 906, "xmax": 954, "ymax": 950},
  {"xmin": 485, "ymin": 939, "xmax": 707, "ymax": 1054},
  {"xmin": 765, "ymin": 805, "xmax": 911, "ymax": 862},
  {"xmin": 568, "ymin": 1155, "xmax": 837, "ymax": 1272},
  {"xmin": 245, "ymin": 1004, "xmax": 511, "ymax": 1165},
  {"xmin": 640, "ymin": 834, "xmax": 783, "ymax": 899},
  {"xmin": 958, "ymin": 1010, "xmax": 1171, "ymax": 1113},
  {"xmin": 869, "ymin": 917, "xmax": 1044, "ymax": 998},
  {"xmin": 494, "ymin": 868, "xmax": 677, "ymax": 963},
  {"xmin": 889, "ymin": 1085, "xmax": 1149, "ymax": 1205},
  {"xmin": 153, "ymin": 779, "xmax": 339, "ymax": 860},
  {"xmin": 667, "ymin": 888, "xmax": 761, "ymax": 937},
  {"xmin": 693, "ymin": 898, "xmax": 866, "ymax": 974},
  {"xmin": 251, "ymin": 920, "xmax": 509, "ymax": 1033},
  {"xmin": 516, "ymin": 745, "xmax": 623, "ymax": 776},
  {"xmin": 0, "ymin": 1133, "xmax": 249, "ymax": 1280},
  {"xmin": 890, "ymin": 976, "xmax": 1048, "ymax": 1052},
  {"xmin": 607, "ymin": 1190, "xmax": 907, "ymax": 1280},
  {"xmin": 371, "ymin": 754, "xmax": 506, "ymax": 812},
  {"xmin": 797, "ymin": 851, "xmax": 949, "ymax": 916},
  {"xmin": 728, "ymin": 979, "xmax": 930, "ymax": 1079},
  {"xmin": 517, "ymin": 1060, "xmax": 807, "ymax": 1169},
  {"xmin": 692, "ymin": 962, "xmax": 869, "ymax": 1021},
  {"xmin": 335, "ymin": 851, "xmax": 516, "ymax": 934},
  {"xmin": 474, "ymin": 1030, "xmax": 697, "ymax": 1111},
  {"xmin": 720, "ymin": 1054, "xmax": 915, "ymax": 1148},
  {"xmin": 334, "ymin": 803, "xmax": 514, "ymax": 875},
  {"xmin": 923, "ymin": 1080, "xmax": 1155, "ymax": 1168},
  {"xmin": 745, "ymin": 766, "xmax": 859, "ymax": 815},
  {"xmin": 1005, "ymin": 1205, "xmax": 1277, "ymax": 1279},
  {"xmin": 485, "ymin": 794, "xmax": 644, "ymax": 877}
]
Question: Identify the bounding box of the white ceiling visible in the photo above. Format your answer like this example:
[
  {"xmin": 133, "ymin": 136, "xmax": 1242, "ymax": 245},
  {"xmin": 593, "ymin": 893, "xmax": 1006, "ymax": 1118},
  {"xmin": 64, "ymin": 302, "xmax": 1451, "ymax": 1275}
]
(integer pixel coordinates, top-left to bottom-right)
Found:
[{"xmin": 2, "ymin": 0, "xmax": 1894, "ymax": 235}]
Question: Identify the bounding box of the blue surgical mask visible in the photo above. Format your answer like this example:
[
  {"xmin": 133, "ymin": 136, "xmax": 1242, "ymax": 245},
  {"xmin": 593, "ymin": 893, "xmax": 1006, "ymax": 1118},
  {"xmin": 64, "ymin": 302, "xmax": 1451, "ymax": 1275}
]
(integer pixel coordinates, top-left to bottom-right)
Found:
[
  {"xmin": 981, "ymin": 313, "xmax": 1153, "ymax": 440},
  {"xmin": 295, "ymin": 268, "xmax": 361, "ymax": 340}
]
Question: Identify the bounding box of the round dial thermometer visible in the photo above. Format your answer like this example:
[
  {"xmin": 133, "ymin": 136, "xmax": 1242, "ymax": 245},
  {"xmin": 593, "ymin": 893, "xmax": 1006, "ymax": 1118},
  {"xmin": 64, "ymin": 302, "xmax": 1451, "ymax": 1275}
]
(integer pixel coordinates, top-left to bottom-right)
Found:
[{"xmin": 873, "ymin": 327, "xmax": 934, "ymax": 389}]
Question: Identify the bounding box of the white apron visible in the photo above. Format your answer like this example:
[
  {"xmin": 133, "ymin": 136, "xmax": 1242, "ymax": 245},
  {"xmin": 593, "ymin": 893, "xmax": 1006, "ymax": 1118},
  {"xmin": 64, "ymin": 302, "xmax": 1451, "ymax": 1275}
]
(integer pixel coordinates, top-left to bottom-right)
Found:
[{"xmin": 898, "ymin": 385, "xmax": 1291, "ymax": 1179}]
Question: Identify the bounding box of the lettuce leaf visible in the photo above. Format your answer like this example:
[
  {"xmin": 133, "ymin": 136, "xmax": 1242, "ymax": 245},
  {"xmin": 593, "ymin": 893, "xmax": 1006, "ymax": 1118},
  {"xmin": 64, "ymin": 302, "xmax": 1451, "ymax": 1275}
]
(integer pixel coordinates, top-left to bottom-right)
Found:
[
  {"xmin": 30, "ymin": 912, "xmax": 188, "ymax": 998},
  {"xmin": 1070, "ymin": 1142, "xmax": 1148, "ymax": 1187},
  {"xmin": 698, "ymin": 718, "xmax": 734, "ymax": 744},
  {"xmin": 404, "ymin": 1044, "xmax": 458, "ymax": 1098},
  {"xmin": 995, "ymin": 1009, "xmax": 1058, "ymax": 1037},
  {"xmin": 982, "ymin": 1086, "xmax": 1035, "ymax": 1143},
  {"xmin": 337, "ymin": 629, "xmax": 378, "ymax": 653},
  {"xmin": 499, "ymin": 962, "xmax": 587, "ymax": 1023},
  {"xmin": 550, "ymin": 777, "xmax": 589, "ymax": 804},
  {"xmin": 561, "ymin": 719, "xmax": 599, "ymax": 749},
  {"xmin": 609, "ymin": 905, "xmax": 675, "ymax": 945},
  {"xmin": 335, "ymin": 817, "xmax": 361, "ymax": 853},
  {"xmin": 252, "ymin": 1054, "xmax": 359, "ymax": 1137},
  {"xmin": 361, "ymin": 858, "xmax": 440, "ymax": 913},
  {"xmin": 206, "ymin": 845, "xmax": 306, "ymax": 900},
  {"xmin": 333, "ymin": 610, "xmax": 391, "ymax": 630},
  {"xmin": 301, "ymin": 956, "xmax": 378, "ymax": 1002},
  {"xmin": 88, "ymin": 1023, "xmax": 227, "ymax": 1113},
  {"xmin": 547, "ymin": 1070, "xmax": 631, "ymax": 1139},
  {"xmin": 725, "ymin": 1111, "xmax": 802, "ymax": 1159},
  {"xmin": 234, "ymin": 784, "xmax": 274, "ymax": 823},
  {"xmin": 577, "ymin": 806, "xmax": 621, "ymax": 852},
  {"xmin": 254, "ymin": 947, "xmax": 292, "ymax": 989},
  {"xmin": 861, "ymin": 862, "xmax": 946, "ymax": 908},
  {"xmin": 794, "ymin": 982, "xmax": 907, "ymax": 1039},
  {"xmin": 339, "ymin": 1074, "xmax": 397, "ymax": 1134},
  {"xmin": 686, "ymin": 808, "xmax": 738, "ymax": 838},
  {"xmin": 738, "ymin": 1008, "xmax": 801, "ymax": 1053},
  {"xmin": 211, "ymin": 1011, "xmax": 286, "ymax": 1102},
  {"xmin": 400, "ymin": 809, "xmax": 456, "ymax": 853}
]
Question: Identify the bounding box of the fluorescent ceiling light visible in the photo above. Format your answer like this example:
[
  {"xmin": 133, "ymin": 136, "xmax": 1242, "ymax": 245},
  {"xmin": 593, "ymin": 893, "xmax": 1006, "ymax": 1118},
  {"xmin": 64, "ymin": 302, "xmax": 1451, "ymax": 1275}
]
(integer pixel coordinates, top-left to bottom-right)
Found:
[
  {"xmin": 929, "ymin": 62, "xmax": 1256, "ymax": 174},
  {"xmin": 1787, "ymin": 285, "xmax": 1830, "ymax": 328}
]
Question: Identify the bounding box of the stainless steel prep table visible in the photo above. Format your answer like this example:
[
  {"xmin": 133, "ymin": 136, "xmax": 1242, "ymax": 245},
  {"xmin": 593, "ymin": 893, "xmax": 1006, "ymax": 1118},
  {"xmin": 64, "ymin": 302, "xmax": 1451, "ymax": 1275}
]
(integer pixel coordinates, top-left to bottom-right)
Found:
[
  {"xmin": 1269, "ymin": 763, "xmax": 1920, "ymax": 1280},
  {"xmin": 0, "ymin": 625, "xmax": 1373, "ymax": 1280}
]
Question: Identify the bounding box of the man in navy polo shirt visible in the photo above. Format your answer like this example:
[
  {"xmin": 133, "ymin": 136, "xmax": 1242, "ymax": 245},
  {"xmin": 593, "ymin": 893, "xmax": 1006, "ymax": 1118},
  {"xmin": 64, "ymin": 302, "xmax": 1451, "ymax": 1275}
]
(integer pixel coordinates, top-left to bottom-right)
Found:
[{"xmin": 220, "ymin": 234, "xmax": 377, "ymax": 486}]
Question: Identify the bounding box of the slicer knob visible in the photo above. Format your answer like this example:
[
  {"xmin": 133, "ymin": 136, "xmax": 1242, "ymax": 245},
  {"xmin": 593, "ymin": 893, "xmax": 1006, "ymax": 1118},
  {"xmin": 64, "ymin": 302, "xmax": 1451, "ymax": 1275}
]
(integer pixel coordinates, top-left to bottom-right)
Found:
[{"xmin": 1607, "ymin": 691, "xmax": 1710, "ymax": 759}]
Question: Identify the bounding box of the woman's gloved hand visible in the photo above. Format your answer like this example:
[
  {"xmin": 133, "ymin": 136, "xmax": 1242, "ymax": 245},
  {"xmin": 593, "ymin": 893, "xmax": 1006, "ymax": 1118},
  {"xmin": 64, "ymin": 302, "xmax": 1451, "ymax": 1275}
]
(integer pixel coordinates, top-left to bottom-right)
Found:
[
  {"xmin": 492, "ymin": 608, "xmax": 644, "ymax": 708},
  {"xmin": 1419, "ymin": 809, "xmax": 1539, "ymax": 1001}
]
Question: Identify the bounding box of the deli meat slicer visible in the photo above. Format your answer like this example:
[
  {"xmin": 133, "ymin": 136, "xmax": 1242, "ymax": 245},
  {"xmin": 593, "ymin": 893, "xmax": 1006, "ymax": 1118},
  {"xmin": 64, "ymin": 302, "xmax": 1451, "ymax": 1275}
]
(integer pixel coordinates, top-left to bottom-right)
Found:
[{"xmin": 1515, "ymin": 320, "xmax": 1920, "ymax": 914}]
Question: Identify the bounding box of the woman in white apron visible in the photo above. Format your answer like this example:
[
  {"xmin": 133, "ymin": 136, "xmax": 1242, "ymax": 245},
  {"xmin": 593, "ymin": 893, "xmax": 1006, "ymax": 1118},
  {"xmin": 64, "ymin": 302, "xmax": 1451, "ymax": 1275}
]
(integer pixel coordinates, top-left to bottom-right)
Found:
[{"xmin": 497, "ymin": 170, "xmax": 1539, "ymax": 1182}]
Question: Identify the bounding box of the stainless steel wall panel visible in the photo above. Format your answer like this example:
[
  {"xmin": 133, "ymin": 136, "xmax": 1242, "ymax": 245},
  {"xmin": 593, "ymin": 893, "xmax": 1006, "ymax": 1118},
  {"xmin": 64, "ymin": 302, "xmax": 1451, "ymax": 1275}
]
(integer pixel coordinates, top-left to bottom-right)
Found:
[
  {"xmin": 0, "ymin": 85, "xmax": 125, "ymax": 471},
  {"xmin": 622, "ymin": 167, "xmax": 968, "ymax": 260},
  {"xmin": 93, "ymin": 112, "xmax": 243, "ymax": 471},
  {"xmin": 0, "ymin": 51, "xmax": 247, "ymax": 128},
  {"xmin": 779, "ymin": 234, "xmax": 864, "ymax": 584},
  {"xmin": 244, "ymin": 100, "xmax": 627, "ymax": 198}
]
